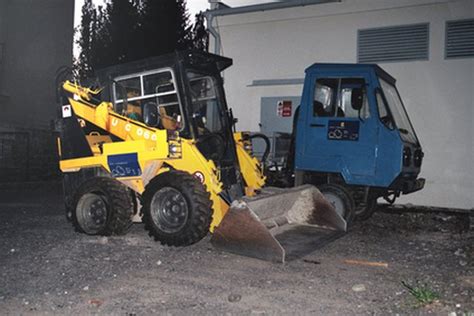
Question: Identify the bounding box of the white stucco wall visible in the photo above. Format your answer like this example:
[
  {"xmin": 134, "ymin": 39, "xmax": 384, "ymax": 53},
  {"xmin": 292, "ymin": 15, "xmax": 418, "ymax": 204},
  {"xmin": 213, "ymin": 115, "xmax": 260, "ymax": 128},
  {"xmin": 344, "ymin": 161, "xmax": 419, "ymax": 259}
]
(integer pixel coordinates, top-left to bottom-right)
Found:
[{"xmin": 212, "ymin": 0, "xmax": 474, "ymax": 209}]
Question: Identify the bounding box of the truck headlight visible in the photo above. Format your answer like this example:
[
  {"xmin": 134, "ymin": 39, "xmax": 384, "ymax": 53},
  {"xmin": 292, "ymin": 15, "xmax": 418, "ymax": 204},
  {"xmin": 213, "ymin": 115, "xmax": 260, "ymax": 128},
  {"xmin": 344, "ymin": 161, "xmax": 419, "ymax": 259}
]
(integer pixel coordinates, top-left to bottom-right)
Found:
[
  {"xmin": 414, "ymin": 149, "xmax": 424, "ymax": 167},
  {"xmin": 403, "ymin": 147, "xmax": 411, "ymax": 167}
]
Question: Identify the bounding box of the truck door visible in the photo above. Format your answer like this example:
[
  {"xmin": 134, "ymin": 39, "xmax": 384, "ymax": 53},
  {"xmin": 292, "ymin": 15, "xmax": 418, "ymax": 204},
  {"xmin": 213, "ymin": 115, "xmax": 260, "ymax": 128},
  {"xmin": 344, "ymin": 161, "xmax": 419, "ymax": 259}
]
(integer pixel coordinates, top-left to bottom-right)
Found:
[{"xmin": 297, "ymin": 72, "xmax": 378, "ymax": 185}]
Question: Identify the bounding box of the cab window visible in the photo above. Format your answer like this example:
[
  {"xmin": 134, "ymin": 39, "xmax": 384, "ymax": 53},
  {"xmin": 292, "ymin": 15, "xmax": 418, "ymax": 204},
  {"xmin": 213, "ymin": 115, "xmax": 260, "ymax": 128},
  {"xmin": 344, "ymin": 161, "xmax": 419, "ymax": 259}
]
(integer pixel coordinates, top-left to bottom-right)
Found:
[
  {"xmin": 187, "ymin": 72, "xmax": 223, "ymax": 134},
  {"xmin": 113, "ymin": 69, "xmax": 182, "ymax": 130},
  {"xmin": 313, "ymin": 78, "xmax": 370, "ymax": 119}
]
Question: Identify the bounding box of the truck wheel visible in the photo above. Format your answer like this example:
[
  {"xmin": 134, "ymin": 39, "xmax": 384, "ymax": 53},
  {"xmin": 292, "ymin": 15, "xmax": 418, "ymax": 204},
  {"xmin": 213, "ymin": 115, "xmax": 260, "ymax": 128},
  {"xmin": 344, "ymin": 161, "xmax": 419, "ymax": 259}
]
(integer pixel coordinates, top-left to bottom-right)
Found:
[
  {"xmin": 72, "ymin": 177, "xmax": 134, "ymax": 236},
  {"xmin": 355, "ymin": 196, "xmax": 377, "ymax": 220},
  {"xmin": 318, "ymin": 184, "xmax": 355, "ymax": 226},
  {"xmin": 142, "ymin": 171, "xmax": 213, "ymax": 246}
]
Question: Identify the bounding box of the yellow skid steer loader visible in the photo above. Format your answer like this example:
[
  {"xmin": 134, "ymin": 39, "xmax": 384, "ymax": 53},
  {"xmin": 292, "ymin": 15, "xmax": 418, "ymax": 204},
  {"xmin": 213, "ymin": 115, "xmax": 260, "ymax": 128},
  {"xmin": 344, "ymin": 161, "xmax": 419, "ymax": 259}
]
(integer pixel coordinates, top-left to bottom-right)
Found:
[{"xmin": 55, "ymin": 51, "xmax": 353, "ymax": 262}]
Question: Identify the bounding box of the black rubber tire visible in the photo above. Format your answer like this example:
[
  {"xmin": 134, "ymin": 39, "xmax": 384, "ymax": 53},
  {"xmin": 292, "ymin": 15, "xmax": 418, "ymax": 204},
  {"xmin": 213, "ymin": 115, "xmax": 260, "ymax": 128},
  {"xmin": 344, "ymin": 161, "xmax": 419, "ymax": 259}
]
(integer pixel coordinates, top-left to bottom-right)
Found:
[
  {"xmin": 318, "ymin": 184, "xmax": 356, "ymax": 226},
  {"xmin": 71, "ymin": 177, "xmax": 134, "ymax": 236},
  {"xmin": 142, "ymin": 171, "xmax": 213, "ymax": 246},
  {"xmin": 355, "ymin": 196, "xmax": 378, "ymax": 221}
]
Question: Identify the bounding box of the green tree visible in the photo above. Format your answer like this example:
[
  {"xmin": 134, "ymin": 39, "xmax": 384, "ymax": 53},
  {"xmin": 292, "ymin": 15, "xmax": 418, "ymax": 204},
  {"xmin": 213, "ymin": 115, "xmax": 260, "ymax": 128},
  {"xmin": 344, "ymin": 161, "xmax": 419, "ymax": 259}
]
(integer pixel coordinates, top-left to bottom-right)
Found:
[
  {"xmin": 140, "ymin": 0, "xmax": 178, "ymax": 57},
  {"xmin": 75, "ymin": 0, "xmax": 97, "ymax": 78},
  {"xmin": 191, "ymin": 12, "xmax": 208, "ymax": 51},
  {"xmin": 102, "ymin": 0, "xmax": 142, "ymax": 64},
  {"xmin": 176, "ymin": 0, "xmax": 193, "ymax": 50},
  {"xmin": 75, "ymin": 0, "xmax": 207, "ymax": 78}
]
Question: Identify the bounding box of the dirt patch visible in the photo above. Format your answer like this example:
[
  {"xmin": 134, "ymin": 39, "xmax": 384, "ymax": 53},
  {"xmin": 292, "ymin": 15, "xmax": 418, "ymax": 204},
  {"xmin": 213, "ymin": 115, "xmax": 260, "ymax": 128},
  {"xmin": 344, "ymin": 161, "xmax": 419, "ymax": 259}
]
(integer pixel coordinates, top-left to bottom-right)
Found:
[{"xmin": 0, "ymin": 184, "xmax": 472, "ymax": 315}]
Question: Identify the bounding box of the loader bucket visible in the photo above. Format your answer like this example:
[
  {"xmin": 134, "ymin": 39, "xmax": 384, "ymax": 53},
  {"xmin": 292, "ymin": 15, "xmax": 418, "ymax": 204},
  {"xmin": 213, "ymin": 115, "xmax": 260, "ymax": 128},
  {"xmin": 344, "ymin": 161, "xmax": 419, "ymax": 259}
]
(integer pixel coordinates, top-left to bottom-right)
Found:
[{"xmin": 211, "ymin": 185, "xmax": 347, "ymax": 263}]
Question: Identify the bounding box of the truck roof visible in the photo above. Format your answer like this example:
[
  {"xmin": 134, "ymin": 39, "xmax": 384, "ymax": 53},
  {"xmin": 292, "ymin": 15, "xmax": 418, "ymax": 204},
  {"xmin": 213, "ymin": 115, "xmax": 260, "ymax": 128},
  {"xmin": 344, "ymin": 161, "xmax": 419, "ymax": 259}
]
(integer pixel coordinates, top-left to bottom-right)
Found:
[{"xmin": 305, "ymin": 63, "xmax": 396, "ymax": 84}]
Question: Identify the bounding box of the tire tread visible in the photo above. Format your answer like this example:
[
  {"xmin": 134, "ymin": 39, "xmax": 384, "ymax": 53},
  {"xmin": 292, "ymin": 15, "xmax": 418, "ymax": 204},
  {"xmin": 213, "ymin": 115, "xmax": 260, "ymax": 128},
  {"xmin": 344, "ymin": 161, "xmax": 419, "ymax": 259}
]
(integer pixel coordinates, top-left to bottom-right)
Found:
[
  {"xmin": 142, "ymin": 171, "xmax": 213, "ymax": 246},
  {"xmin": 71, "ymin": 177, "xmax": 134, "ymax": 236}
]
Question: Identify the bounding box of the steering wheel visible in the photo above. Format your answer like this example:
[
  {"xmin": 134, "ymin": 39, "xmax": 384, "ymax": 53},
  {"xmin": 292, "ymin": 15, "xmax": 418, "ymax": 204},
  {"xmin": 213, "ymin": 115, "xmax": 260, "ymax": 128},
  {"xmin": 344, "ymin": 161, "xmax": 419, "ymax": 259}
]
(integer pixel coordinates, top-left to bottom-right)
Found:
[{"xmin": 196, "ymin": 132, "xmax": 227, "ymax": 161}]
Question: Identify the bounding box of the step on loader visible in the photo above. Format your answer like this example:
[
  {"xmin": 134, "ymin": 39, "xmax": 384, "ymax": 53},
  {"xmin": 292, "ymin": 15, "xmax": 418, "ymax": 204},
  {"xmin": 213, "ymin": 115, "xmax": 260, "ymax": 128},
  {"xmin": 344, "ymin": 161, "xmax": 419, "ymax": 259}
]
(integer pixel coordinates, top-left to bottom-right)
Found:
[{"xmin": 55, "ymin": 51, "xmax": 353, "ymax": 263}]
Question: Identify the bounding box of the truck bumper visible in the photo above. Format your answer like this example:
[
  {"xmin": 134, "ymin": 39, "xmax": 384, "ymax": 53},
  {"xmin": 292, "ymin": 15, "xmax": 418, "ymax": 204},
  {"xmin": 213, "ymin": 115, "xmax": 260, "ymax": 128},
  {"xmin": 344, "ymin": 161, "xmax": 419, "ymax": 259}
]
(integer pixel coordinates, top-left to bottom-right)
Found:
[{"xmin": 402, "ymin": 177, "xmax": 425, "ymax": 194}]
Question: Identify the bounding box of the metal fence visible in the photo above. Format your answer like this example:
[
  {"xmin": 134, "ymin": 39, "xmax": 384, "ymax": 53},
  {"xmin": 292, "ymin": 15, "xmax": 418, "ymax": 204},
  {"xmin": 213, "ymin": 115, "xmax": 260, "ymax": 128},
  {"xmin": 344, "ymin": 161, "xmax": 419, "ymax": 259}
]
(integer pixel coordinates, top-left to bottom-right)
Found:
[{"xmin": 0, "ymin": 129, "xmax": 59, "ymax": 182}]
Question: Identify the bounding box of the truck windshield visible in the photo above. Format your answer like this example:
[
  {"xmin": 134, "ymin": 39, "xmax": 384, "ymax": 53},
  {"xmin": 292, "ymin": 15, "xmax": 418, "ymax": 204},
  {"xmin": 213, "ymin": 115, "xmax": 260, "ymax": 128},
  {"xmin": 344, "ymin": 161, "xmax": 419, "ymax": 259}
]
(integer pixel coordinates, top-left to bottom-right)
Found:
[
  {"xmin": 379, "ymin": 78, "xmax": 418, "ymax": 144},
  {"xmin": 187, "ymin": 72, "xmax": 226, "ymax": 136}
]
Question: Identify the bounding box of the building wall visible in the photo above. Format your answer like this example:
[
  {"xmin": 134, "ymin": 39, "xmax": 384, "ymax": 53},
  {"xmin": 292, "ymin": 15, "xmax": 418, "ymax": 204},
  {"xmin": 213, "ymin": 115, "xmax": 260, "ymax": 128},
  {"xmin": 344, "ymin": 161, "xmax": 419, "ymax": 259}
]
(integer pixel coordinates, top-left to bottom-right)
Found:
[
  {"xmin": 0, "ymin": 0, "xmax": 74, "ymax": 181},
  {"xmin": 212, "ymin": 0, "xmax": 474, "ymax": 209},
  {"xmin": 0, "ymin": 0, "xmax": 7, "ymax": 100},
  {"xmin": 0, "ymin": 0, "xmax": 74, "ymax": 129}
]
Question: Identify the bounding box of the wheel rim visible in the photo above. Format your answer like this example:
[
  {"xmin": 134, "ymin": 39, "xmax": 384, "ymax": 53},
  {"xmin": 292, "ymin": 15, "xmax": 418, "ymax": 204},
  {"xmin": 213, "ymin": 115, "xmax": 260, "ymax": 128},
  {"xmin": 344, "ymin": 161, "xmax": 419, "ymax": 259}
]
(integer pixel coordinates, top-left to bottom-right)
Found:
[
  {"xmin": 323, "ymin": 192, "xmax": 346, "ymax": 218},
  {"xmin": 76, "ymin": 193, "xmax": 108, "ymax": 234},
  {"xmin": 150, "ymin": 187, "xmax": 189, "ymax": 234}
]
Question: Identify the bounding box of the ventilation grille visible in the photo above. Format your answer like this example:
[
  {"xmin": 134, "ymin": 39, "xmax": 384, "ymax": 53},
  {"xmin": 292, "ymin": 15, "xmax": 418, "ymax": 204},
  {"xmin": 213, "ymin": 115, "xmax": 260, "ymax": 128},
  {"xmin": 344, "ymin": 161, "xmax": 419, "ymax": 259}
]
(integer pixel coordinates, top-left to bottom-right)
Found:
[
  {"xmin": 446, "ymin": 19, "xmax": 474, "ymax": 59},
  {"xmin": 358, "ymin": 23, "xmax": 429, "ymax": 63}
]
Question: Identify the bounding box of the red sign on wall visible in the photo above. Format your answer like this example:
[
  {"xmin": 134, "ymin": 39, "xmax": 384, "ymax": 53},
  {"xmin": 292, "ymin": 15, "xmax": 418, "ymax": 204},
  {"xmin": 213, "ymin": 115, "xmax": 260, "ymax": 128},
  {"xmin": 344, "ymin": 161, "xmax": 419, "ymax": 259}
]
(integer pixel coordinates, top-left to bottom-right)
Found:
[{"xmin": 277, "ymin": 100, "xmax": 292, "ymax": 117}]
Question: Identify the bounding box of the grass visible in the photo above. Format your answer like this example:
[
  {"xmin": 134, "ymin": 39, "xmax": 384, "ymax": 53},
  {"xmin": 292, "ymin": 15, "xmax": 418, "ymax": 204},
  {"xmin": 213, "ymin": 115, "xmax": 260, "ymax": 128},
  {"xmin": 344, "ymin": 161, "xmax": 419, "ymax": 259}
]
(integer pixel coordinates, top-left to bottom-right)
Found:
[{"xmin": 401, "ymin": 281, "xmax": 440, "ymax": 306}]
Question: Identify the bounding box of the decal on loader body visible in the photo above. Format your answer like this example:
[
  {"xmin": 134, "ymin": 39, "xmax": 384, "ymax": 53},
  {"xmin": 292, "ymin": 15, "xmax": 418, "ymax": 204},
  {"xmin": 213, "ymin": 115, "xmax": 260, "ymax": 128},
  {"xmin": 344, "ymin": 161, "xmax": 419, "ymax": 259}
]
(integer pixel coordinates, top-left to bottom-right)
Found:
[{"xmin": 107, "ymin": 153, "xmax": 142, "ymax": 177}]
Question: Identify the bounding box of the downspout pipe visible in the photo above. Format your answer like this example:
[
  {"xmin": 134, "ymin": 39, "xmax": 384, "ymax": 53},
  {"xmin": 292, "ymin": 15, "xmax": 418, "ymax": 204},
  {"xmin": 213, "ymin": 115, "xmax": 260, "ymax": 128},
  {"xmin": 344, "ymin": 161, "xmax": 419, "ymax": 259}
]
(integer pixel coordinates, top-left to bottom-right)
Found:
[
  {"xmin": 203, "ymin": 11, "xmax": 221, "ymax": 55},
  {"xmin": 204, "ymin": 0, "xmax": 340, "ymax": 56}
]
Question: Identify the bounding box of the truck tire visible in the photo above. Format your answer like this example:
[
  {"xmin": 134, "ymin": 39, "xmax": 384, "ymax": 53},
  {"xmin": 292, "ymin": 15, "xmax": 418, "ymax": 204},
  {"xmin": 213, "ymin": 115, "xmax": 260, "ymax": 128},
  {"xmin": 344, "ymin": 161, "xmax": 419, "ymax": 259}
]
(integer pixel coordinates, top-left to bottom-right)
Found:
[
  {"xmin": 318, "ymin": 184, "xmax": 355, "ymax": 226},
  {"xmin": 72, "ymin": 177, "xmax": 134, "ymax": 236},
  {"xmin": 142, "ymin": 171, "xmax": 213, "ymax": 246},
  {"xmin": 355, "ymin": 196, "xmax": 377, "ymax": 221}
]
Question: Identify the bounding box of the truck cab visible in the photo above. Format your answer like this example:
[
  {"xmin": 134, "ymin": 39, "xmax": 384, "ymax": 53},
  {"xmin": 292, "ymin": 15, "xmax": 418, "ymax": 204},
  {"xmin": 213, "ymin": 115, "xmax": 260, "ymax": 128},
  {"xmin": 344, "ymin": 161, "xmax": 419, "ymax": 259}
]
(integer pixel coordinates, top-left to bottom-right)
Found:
[{"xmin": 294, "ymin": 63, "xmax": 425, "ymax": 217}]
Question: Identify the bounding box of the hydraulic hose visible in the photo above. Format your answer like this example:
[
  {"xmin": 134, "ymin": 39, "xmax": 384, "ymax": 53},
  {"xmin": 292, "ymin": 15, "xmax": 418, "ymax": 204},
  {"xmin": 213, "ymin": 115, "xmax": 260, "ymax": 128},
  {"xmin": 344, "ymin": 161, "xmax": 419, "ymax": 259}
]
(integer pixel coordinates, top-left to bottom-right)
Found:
[{"xmin": 249, "ymin": 133, "xmax": 271, "ymax": 165}]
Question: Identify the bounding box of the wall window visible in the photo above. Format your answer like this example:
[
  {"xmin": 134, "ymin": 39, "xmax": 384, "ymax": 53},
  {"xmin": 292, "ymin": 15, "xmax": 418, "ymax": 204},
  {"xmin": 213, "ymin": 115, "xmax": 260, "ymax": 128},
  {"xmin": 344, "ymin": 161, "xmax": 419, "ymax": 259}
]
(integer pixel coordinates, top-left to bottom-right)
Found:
[
  {"xmin": 358, "ymin": 23, "xmax": 429, "ymax": 63},
  {"xmin": 445, "ymin": 19, "xmax": 474, "ymax": 59},
  {"xmin": 313, "ymin": 78, "xmax": 369, "ymax": 119}
]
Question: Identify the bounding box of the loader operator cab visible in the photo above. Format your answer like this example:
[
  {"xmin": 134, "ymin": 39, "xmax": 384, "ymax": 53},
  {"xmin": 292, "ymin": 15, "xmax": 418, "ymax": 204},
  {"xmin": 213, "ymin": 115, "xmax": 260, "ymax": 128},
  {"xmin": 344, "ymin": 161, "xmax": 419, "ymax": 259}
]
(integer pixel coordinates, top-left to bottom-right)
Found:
[{"xmin": 100, "ymin": 51, "xmax": 245, "ymax": 201}]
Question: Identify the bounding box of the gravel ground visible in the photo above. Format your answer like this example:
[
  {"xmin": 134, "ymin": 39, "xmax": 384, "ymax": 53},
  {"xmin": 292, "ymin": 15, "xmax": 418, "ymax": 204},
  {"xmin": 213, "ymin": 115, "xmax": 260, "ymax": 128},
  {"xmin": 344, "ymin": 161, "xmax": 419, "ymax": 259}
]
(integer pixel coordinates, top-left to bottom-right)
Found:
[{"xmin": 0, "ymin": 182, "xmax": 472, "ymax": 315}]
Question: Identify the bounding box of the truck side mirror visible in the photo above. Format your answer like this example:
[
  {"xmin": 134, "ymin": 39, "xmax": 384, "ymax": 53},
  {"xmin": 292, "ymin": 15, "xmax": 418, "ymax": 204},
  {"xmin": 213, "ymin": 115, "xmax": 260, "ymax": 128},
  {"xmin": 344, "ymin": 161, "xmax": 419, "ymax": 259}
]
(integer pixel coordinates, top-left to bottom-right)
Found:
[
  {"xmin": 143, "ymin": 102, "xmax": 160, "ymax": 127},
  {"xmin": 351, "ymin": 88, "xmax": 364, "ymax": 111}
]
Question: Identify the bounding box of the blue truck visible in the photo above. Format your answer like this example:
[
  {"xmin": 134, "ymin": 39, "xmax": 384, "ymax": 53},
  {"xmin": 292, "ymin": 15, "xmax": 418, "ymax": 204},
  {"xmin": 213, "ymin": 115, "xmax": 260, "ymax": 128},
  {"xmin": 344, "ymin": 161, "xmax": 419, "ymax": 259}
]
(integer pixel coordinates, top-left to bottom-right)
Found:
[{"xmin": 264, "ymin": 63, "xmax": 425, "ymax": 220}]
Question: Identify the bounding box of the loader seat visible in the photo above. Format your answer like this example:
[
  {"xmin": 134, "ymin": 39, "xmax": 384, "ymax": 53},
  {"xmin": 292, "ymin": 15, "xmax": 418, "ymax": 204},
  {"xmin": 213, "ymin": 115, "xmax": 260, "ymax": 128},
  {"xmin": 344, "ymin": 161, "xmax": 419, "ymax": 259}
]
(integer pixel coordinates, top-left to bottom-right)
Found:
[{"xmin": 159, "ymin": 106, "xmax": 178, "ymax": 130}]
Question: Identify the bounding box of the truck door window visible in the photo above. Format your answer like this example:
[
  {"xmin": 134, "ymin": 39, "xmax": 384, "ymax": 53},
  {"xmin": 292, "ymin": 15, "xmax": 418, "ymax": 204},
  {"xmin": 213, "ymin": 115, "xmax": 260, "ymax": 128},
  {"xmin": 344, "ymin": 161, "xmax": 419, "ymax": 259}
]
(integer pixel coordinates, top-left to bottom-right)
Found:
[
  {"xmin": 313, "ymin": 79, "xmax": 337, "ymax": 117},
  {"xmin": 376, "ymin": 89, "xmax": 394, "ymax": 129},
  {"xmin": 114, "ymin": 69, "xmax": 183, "ymax": 130},
  {"xmin": 379, "ymin": 78, "xmax": 418, "ymax": 143},
  {"xmin": 313, "ymin": 78, "xmax": 369, "ymax": 119}
]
